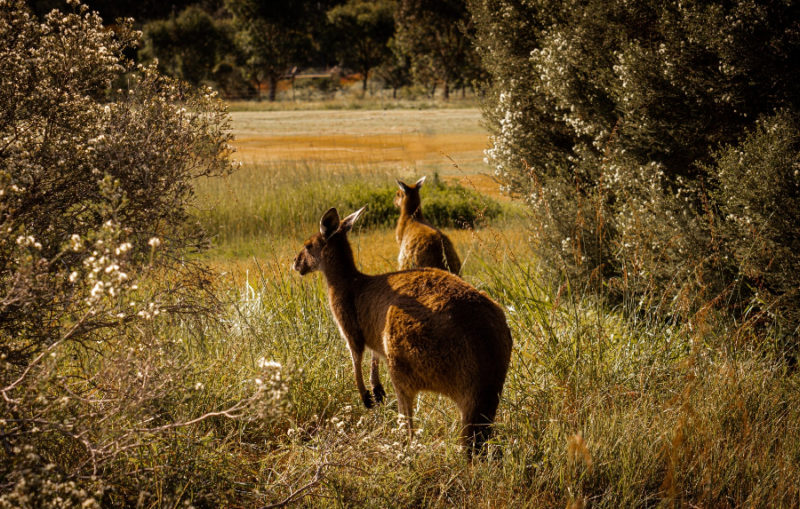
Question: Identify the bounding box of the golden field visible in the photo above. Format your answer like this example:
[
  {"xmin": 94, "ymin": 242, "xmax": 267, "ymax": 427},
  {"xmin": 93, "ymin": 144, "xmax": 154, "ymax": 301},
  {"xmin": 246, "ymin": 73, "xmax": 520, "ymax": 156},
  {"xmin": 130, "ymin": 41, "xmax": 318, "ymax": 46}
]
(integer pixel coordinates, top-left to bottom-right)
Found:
[{"xmin": 228, "ymin": 108, "xmax": 504, "ymax": 198}]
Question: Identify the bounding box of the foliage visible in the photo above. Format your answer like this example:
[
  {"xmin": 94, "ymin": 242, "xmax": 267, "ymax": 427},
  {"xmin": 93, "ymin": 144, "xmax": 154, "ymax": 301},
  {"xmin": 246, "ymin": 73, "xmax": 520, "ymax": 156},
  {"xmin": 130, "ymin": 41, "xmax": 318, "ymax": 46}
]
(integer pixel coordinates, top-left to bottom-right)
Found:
[
  {"xmin": 326, "ymin": 0, "xmax": 396, "ymax": 93},
  {"xmin": 374, "ymin": 38, "xmax": 413, "ymax": 98},
  {"xmin": 225, "ymin": 0, "xmax": 320, "ymax": 101},
  {"xmin": 470, "ymin": 0, "xmax": 800, "ymax": 324},
  {"xmin": 0, "ymin": 0, "xmax": 242, "ymax": 502},
  {"xmin": 29, "ymin": 0, "xmax": 201, "ymax": 22},
  {"xmin": 395, "ymin": 0, "xmax": 483, "ymax": 99},
  {"xmin": 140, "ymin": 5, "xmax": 235, "ymax": 88},
  {"xmin": 711, "ymin": 110, "xmax": 800, "ymax": 335}
]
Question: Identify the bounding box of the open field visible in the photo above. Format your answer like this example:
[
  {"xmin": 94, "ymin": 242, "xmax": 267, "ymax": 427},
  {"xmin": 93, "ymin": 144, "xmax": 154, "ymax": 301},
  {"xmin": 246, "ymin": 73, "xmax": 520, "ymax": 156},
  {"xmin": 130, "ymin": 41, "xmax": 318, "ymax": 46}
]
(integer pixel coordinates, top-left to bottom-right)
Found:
[{"xmin": 228, "ymin": 108, "xmax": 502, "ymax": 198}]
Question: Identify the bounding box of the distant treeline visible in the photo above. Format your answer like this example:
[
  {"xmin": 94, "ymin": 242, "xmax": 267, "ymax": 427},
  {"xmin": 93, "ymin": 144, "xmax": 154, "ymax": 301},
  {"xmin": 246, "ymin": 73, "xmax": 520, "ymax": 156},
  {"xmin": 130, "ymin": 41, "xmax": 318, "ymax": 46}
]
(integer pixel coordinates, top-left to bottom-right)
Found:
[{"xmin": 29, "ymin": 0, "xmax": 483, "ymax": 100}]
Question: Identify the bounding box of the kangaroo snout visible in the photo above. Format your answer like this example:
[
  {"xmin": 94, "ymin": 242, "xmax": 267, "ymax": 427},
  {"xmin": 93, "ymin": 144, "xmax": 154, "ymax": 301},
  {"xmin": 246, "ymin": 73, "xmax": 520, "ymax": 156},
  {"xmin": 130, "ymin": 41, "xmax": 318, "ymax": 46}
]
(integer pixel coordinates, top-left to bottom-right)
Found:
[{"xmin": 291, "ymin": 255, "xmax": 303, "ymax": 274}]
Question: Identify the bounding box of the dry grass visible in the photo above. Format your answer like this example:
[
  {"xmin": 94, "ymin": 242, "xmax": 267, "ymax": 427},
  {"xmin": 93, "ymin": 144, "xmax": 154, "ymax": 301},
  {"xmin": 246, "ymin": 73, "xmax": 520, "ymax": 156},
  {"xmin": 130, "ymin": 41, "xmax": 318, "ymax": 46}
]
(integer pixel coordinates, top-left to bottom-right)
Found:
[
  {"xmin": 67, "ymin": 106, "xmax": 796, "ymax": 507},
  {"xmin": 229, "ymin": 109, "xmax": 493, "ymax": 178}
]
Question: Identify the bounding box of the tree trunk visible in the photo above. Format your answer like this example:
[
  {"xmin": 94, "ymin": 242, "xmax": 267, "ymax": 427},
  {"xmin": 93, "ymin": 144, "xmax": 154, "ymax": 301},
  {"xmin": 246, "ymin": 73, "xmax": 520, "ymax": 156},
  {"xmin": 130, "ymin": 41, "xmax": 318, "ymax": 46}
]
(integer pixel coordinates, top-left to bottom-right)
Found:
[
  {"xmin": 361, "ymin": 70, "xmax": 368, "ymax": 94},
  {"xmin": 268, "ymin": 75, "xmax": 278, "ymax": 102},
  {"xmin": 443, "ymin": 81, "xmax": 450, "ymax": 101}
]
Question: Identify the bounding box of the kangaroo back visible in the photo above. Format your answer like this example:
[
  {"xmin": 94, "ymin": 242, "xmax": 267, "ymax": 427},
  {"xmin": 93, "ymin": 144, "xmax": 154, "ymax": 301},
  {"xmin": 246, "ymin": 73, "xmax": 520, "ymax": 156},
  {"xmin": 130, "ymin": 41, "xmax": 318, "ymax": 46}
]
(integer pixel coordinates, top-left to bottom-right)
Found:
[
  {"xmin": 395, "ymin": 177, "xmax": 462, "ymax": 274},
  {"xmin": 363, "ymin": 269, "xmax": 510, "ymax": 454}
]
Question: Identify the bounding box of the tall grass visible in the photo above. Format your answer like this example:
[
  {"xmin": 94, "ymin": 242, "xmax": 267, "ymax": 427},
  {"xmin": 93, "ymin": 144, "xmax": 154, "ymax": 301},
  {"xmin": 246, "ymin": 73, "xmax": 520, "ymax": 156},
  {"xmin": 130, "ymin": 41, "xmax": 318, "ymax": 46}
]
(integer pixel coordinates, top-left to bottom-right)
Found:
[
  {"xmin": 22, "ymin": 155, "xmax": 796, "ymax": 506},
  {"xmin": 187, "ymin": 161, "xmax": 800, "ymax": 505},
  {"xmin": 158, "ymin": 231, "xmax": 800, "ymax": 507}
]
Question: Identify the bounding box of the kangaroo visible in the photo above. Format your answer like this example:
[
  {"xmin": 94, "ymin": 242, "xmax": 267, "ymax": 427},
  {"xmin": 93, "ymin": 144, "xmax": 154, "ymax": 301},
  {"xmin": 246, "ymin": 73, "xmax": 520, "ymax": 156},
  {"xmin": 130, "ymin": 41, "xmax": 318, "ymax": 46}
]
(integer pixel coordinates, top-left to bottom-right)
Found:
[
  {"xmin": 293, "ymin": 206, "xmax": 512, "ymax": 455},
  {"xmin": 395, "ymin": 176, "xmax": 462, "ymax": 275}
]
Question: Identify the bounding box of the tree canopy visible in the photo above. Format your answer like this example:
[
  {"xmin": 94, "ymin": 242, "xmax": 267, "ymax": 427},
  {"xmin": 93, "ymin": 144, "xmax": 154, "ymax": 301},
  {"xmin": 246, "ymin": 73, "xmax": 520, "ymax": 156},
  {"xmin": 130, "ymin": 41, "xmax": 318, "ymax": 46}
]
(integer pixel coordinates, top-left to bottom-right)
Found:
[
  {"xmin": 327, "ymin": 0, "xmax": 395, "ymax": 92},
  {"xmin": 470, "ymin": 0, "xmax": 800, "ymax": 326}
]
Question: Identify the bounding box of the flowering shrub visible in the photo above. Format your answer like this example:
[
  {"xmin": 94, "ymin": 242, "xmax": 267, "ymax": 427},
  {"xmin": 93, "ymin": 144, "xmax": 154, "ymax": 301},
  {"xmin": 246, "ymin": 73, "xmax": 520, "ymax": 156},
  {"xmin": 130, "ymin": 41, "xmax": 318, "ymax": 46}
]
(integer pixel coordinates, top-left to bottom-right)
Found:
[
  {"xmin": 0, "ymin": 0, "xmax": 240, "ymax": 503},
  {"xmin": 711, "ymin": 111, "xmax": 800, "ymax": 333},
  {"xmin": 469, "ymin": 0, "xmax": 800, "ymax": 327}
]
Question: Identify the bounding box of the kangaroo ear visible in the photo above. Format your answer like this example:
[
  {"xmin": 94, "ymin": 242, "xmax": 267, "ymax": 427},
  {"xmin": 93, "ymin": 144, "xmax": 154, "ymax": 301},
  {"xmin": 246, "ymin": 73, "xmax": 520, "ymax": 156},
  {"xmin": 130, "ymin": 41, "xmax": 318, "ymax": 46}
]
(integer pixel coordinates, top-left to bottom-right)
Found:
[
  {"xmin": 414, "ymin": 176, "xmax": 426, "ymax": 188},
  {"xmin": 320, "ymin": 208, "xmax": 340, "ymax": 238},
  {"xmin": 340, "ymin": 206, "xmax": 366, "ymax": 233},
  {"xmin": 396, "ymin": 179, "xmax": 410, "ymax": 193}
]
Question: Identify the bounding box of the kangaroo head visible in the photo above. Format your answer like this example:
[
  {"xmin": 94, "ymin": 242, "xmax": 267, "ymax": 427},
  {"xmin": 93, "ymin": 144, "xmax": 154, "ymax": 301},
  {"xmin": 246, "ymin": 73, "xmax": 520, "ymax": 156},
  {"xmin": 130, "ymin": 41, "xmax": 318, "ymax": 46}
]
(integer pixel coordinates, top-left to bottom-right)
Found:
[
  {"xmin": 394, "ymin": 176, "xmax": 426, "ymax": 214},
  {"xmin": 293, "ymin": 207, "xmax": 365, "ymax": 275}
]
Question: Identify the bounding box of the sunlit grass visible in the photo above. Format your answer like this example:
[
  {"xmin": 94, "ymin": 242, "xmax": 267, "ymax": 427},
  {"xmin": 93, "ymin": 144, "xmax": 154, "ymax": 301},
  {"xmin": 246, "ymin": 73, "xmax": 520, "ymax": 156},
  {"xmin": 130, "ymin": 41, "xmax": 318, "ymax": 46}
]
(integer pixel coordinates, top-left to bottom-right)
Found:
[
  {"xmin": 225, "ymin": 96, "xmax": 481, "ymax": 112},
  {"xmin": 192, "ymin": 159, "xmax": 522, "ymax": 268},
  {"xmin": 176, "ymin": 227, "xmax": 800, "ymax": 506},
  {"xmin": 169, "ymin": 110, "xmax": 800, "ymax": 507}
]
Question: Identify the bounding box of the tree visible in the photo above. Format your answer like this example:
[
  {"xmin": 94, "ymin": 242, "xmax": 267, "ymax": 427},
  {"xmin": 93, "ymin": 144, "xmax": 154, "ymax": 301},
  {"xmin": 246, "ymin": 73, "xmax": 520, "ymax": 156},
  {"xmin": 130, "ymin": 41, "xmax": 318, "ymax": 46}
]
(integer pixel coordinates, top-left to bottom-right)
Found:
[
  {"xmin": 140, "ymin": 5, "xmax": 233, "ymax": 87},
  {"xmin": 29, "ymin": 0, "xmax": 209, "ymax": 23},
  {"xmin": 225, "ymin": 0, "xmax": 315, "ymax": 101},
  {"xmin": 1, "ymin": 0, "xmax": 238, "ymax": 499},
  {"xmin": 395, "ymin": 0, "xmax": 481, "ymax": 99},
  {"xmin": 375, "ymin": 38, "xmax": 412, "ymax": 98},
  {"xmin": 327, "ymin": 0, "xmax": 395, "ymax": 93},
  {"xmin": 469, "ymin": 0, "xmax": 800, "ymax": 318}
]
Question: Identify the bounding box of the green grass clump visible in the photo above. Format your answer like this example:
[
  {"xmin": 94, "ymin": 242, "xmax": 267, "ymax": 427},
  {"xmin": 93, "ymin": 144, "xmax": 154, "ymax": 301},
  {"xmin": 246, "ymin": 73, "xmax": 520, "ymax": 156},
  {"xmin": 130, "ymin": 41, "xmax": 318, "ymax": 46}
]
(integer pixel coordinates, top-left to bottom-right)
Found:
[
  {"xmin": 420, "ymin": 175, "xmax": 504, "ymax": 228},
  {"xmin": 193, "ymin": 162, "xmax": 508, "ymax": 246}
]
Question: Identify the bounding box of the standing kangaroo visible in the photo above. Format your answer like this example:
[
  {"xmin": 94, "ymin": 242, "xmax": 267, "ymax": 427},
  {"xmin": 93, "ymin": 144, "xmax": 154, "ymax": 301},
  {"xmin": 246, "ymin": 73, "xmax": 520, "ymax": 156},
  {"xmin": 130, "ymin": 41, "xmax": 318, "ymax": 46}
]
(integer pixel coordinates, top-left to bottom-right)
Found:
[
  {"xmin": 395, "ymin": 176, "xmax": 462, "ymax": 275},
  {"xmin": 293, "ymin": 206, "xmax": 512, "ymax": 455}
]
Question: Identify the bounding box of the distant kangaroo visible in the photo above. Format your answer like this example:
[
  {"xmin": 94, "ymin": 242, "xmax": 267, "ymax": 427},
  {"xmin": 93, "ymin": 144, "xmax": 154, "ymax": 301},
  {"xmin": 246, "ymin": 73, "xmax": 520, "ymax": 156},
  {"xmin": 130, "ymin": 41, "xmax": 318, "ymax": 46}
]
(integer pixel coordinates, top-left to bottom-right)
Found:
[
  {"xmin": 395, "ymin": 176, "xmax": 461, "ymax": 275},
  {"xmin": 293, "ymin": 206, "xmax": 512, "ymax": 455}
]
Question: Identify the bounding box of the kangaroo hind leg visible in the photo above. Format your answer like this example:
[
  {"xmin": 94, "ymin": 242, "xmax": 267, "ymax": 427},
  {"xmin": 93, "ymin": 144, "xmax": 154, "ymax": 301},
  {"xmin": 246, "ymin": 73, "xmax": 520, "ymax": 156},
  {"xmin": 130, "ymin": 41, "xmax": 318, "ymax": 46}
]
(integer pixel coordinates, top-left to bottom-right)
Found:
[
  {"xmin": 461, "ymin": 388, "xmax": 501, "ymax": 458},
  {"xmin": 370, "ymin": 354, "xmax": 386, "ymax": 404}
]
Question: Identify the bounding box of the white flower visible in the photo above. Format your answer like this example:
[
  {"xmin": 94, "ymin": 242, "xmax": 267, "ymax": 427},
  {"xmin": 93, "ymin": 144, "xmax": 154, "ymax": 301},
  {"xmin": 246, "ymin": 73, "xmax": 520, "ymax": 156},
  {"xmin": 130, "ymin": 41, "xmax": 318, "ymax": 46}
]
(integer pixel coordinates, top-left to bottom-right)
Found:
[
  {"xmin": 16, "ymin": 235, "xmax": 36, "ymax": 247},
  {"xmin": 258, "ymin": 358, "xmax": 282, "ymax": 369},
  {"xmin": 115, "ymin": 242, "xmax": 132, "ymax": 255},
  {"xmin": 148, "ymin": 237, "xmax": 161, "ymax": 248},
  {"xmin": 90, "ymin": 281, "xmax": 104, "ymax": 298}
]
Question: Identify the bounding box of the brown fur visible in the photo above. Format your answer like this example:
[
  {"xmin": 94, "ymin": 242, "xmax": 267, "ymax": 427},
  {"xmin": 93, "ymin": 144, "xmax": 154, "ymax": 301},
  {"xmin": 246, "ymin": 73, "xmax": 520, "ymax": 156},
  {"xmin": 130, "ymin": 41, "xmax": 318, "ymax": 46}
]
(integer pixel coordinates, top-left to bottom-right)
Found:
[
  {"xmin": 395, "ymin": 177, "xmax": 461, "ymax": 275},
  {"xmin": 293, "ymin": 207, "xmax": 512, "ymax": 456}
]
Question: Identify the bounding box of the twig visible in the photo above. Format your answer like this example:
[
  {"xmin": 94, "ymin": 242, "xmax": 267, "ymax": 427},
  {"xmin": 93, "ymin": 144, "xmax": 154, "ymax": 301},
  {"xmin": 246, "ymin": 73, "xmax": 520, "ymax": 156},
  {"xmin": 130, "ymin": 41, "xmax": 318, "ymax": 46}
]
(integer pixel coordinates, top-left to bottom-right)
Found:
[{"xmin": 261, "ymin": 463, "xmax": 325, "ymax": 509}]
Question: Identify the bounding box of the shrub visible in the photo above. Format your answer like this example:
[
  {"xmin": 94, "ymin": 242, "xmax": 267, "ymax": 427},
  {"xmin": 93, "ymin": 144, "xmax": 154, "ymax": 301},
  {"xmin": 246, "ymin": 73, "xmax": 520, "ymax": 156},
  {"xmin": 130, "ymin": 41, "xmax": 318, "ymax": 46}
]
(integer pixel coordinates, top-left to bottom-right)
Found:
[
  {"xmin": 0, "ymin": 0, "xmax": 233, "ymax": 368},
  {"xmin": 0, "ymin": 0, "xmax": 242, "ymax": 502},
  {"xmin": 712, "ymin": 110, "xmax": 800, "ymax": 333},
  {"xmin": 469, "ymin": 0, "xmax": 800, "ymax": 323},
  {"xmin": 340, "ymin": 176, "xmax": 503, "ymax": 230}
]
